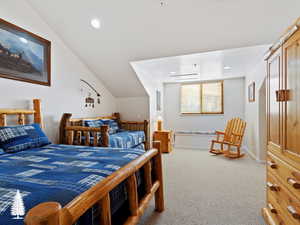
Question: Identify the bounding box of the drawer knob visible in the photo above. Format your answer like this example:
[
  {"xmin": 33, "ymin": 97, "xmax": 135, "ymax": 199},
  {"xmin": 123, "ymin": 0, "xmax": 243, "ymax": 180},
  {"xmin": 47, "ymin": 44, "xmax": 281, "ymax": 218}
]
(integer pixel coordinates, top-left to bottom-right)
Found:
[
  {"xmin": 287, "ymin": 178, "xmax": 300, "ymax": 189},
  {"xmin": 268, "ymin": 203, "xmax": 277, "ymax": 214},
  {"xmin": 267, "ymin": 182, "xmax": 280, "ymax": 192},
  {"xmin": 267, "ymin": 161, "xmax": 277, "ymax": 169},
  {"xmin": 287, "ymin": 205, "xmax": 300, "ymax": 220}
]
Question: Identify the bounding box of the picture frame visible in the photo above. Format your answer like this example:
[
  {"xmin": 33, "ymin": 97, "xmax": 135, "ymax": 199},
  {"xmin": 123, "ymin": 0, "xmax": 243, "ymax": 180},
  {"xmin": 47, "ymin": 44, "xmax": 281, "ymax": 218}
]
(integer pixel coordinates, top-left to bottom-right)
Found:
[
  {"xmin": 0, "ymin": 18, "xmax": 51, "ymax": 86},
  {"xmin": 248, "ymin": 82, "xmax": 255, "ymax": 102}
]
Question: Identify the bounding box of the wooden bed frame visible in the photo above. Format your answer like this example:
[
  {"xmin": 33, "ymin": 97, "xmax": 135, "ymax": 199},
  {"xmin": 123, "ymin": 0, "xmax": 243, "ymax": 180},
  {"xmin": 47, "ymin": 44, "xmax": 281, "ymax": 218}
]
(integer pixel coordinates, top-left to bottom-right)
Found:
[
  {"xmin": 59, "ymin": 113, "xmax": 150, "ymax": 149},
  {"xmin": 0, "ymin": 99, "xmax": 164, "ymax": 225}
]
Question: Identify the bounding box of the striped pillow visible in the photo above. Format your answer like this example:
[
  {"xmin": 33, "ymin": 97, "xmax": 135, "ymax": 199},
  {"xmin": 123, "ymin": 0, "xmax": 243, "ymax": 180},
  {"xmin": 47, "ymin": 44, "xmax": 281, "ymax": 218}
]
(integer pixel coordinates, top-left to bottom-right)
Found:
[
  {"xmin": 0, "ymin": 124, "xmax": 51, "ymax": 153},
  {"xmin": 0, "ymin": 126, "xmax": 32, "ymax": 153}
]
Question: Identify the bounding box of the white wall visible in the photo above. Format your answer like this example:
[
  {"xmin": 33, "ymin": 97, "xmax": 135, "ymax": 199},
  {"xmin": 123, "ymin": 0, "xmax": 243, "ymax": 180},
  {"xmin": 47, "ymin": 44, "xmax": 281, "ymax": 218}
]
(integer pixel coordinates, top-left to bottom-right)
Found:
[
  {"xmin": 164, "ymin": 78, "xmax": 245, "ymax": 149},
  {"xmin": 131, "ymin": 63, "xmax": 164, "ymax": 146},
  {"xmin": 244, "ymin": 60, "xmax": 267, "ymax": 161},
  {"xmin": 116, "ymin": 97, "xmax": 149, "ymax": 121},
  {"xmin": 0, "ymin": 0, "xmax": 116, "ymax": 142}
]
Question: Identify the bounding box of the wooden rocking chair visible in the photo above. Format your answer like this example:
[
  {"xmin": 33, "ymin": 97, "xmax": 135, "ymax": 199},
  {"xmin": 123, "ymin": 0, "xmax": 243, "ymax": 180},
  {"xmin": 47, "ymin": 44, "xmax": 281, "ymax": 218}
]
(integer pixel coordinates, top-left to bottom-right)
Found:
[{"xmin": 209, "ymin": 118, "xmax": 246, "ymax": 159}]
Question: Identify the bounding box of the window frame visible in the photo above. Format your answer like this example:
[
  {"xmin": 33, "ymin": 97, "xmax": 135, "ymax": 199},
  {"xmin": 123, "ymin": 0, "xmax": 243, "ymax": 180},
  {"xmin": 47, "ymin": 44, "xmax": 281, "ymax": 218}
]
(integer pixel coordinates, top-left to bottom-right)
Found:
[{"xmin": 180, "ymin": 81, "xmax": 224, "ymax": 115}]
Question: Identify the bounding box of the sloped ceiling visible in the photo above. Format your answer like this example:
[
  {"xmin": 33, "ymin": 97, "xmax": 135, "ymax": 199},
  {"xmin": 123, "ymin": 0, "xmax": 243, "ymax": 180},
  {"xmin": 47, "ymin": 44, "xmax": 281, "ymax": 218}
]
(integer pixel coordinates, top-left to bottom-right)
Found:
[{"xmin": 26, "ymin": 0, "xmax": 300, "ymax": 97}]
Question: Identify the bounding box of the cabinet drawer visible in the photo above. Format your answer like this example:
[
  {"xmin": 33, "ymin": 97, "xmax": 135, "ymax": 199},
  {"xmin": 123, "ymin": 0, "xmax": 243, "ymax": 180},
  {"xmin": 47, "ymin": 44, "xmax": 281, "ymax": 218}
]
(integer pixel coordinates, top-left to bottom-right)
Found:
[
  {"xmin": 267, "ymin": 173, "xmax": 300, "ymax": 224},
  {"xmin": 267, "ymin": 152, "xmax": 300, "ymax": 199}
]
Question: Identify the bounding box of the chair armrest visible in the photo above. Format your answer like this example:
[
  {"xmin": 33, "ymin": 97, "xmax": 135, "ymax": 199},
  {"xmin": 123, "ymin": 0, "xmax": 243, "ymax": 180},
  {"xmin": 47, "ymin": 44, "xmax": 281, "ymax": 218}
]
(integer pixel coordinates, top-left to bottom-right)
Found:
[
  {"xmin": 215, "ymin": 131, "xmax": 225, "ymax": 135},
  {"xmin": 232, "ymin": 132, "xmax": 243, "ymax": 137}
]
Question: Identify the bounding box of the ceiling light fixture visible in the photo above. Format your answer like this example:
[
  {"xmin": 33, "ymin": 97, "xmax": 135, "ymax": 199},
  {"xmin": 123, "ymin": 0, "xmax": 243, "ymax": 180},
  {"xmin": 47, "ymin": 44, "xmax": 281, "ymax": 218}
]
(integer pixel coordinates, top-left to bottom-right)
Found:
[
  {"xmin": 91, "ymin": 18, "xmax": 101, "ymax": 29},
  {"xmin": 224, "ymin": 66, "xmax": 231, "ymax": 70}
]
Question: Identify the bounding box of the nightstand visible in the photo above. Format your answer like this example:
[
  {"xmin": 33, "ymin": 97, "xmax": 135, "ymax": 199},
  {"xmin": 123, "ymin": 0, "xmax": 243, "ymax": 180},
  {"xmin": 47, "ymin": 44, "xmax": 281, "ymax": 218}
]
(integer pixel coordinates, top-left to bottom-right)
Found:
[{"xmin": 153, "ymin": 130, "xmax": 173, "ymax": 153}]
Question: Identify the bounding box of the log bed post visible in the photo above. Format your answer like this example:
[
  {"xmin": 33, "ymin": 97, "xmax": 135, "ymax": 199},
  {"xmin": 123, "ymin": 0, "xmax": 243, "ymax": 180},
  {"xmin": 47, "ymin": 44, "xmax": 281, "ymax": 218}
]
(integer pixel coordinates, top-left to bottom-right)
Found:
[
  {"xmin": 33, "ymin": 99, "xmax": 43, "ymax": 128},
  {"xmin": 113, "ymin": 112, "xmax": 121, "ymax": 127},
  {"xmin": 153, "ymin": 141, "xmax": 164, "ymax": 212},
  {"xmin": 144, "ymin": 120, "xmax": 149, "ymax": 150},
  {"xmin": 0, "ymin": 114, "xmax": 7, "ymax": 126},
  {"xmin": 59, "ymin": 113, "xmax": 72, "ymax": 144},
  {"xmin": 101, "ymin": 125, "xmax": 110, "ymax": 147},
  {"xmin": 24, "ymin": 202, "xmax": 62, "ymax": 225}
]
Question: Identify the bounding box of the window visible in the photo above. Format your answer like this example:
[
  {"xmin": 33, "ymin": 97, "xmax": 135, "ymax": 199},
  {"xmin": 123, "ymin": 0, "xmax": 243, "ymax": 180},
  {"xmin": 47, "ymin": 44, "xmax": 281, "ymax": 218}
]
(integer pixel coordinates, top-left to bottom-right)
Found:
[{"xmin": 180, "ymin": 81, "xmax": 223, "ymax": 114}]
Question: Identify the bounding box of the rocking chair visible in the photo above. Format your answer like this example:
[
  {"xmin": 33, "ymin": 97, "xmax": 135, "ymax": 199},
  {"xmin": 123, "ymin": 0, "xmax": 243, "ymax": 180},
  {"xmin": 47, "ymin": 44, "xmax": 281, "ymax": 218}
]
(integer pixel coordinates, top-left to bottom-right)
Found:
[{"xmin": 209, "ymin": 118, "xmax": 246, "ymax": 159}]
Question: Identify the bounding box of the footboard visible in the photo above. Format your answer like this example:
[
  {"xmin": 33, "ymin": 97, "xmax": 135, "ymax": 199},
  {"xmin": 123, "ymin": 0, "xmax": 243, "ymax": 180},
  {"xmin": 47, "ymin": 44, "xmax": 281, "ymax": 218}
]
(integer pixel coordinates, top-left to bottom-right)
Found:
[{"xmin": 25, "ymin": 142, "xmax": 164, "ymax": 225}]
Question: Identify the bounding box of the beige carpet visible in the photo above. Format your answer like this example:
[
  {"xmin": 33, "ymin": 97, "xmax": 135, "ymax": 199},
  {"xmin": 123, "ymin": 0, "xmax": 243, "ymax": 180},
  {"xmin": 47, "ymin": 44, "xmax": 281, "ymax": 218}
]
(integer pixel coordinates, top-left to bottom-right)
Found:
[{"xmin": 138, "ymin": 148, "xmax": 266, "ymax": 225}]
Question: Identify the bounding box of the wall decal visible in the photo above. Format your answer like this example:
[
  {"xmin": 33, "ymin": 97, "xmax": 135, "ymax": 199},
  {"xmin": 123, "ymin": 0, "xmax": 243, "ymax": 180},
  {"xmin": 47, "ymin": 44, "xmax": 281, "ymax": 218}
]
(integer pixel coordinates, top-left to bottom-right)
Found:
[{"xmin": 80, "ymin": 79, "xmax": 101, "ymax": 108}]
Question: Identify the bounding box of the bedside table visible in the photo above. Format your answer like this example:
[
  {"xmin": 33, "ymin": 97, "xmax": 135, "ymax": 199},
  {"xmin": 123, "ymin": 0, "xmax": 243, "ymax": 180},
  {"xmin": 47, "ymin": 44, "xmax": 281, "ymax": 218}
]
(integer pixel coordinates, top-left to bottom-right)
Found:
[{"xmin": 153, "ymin": 130, "xmax": 173, "ymax": 153}]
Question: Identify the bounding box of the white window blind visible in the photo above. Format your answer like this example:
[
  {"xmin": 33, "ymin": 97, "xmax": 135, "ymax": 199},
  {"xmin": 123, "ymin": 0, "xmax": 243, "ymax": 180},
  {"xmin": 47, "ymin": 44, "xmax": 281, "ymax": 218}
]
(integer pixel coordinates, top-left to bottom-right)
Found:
[{"xmin": 180, "ymin": 81, "xmax": 223, "ymax": 114}]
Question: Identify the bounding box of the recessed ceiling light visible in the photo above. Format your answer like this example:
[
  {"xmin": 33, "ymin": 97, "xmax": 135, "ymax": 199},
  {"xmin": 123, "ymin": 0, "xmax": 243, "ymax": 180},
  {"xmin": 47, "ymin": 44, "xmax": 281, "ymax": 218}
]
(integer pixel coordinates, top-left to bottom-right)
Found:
[
  {"xmin": 91, "ymin": 18, "xmax": 101, "ymax": 29},
  {"xmin": 19, "ymin": 37, "xmax": 28, "ymax": 44},
  {"xmin": 224, "ymin": 66, "xmax": 231, "ymax": 70},
  {"xmin": 170, "ymin": 72, "xmax": 176, "ymax": 74}
]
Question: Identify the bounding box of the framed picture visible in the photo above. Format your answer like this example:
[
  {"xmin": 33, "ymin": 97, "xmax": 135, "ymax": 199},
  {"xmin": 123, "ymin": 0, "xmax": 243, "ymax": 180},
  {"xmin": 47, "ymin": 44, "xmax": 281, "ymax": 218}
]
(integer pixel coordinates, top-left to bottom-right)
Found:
[
  {"xmin": 248, "ymin": 82, "xmax": 255, "ymax": 102},
  {"xmin": 156, "ymin": 90, "xmax": 161, "ymax": 111},
  {"xmin": 0, "ymin": 18, "xmax": 51, "ymax": 86}
]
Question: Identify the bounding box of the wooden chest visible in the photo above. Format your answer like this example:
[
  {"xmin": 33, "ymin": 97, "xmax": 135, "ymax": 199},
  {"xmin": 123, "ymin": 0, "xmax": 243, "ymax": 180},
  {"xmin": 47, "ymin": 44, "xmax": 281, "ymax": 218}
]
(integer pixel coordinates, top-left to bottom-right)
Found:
[
  {"xmin": 263, "ymin": 17, "xmax": 300, "ymax": 225},
  {"xmin": 153, "ymin": 130, "xmax": 173, "ymax": 153}
]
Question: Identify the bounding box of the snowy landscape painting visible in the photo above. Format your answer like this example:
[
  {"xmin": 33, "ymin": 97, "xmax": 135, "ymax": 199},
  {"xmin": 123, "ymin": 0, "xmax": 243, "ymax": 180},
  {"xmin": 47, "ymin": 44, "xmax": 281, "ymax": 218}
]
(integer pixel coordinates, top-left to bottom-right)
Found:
[{"xmin": 0, "ymin": 18, "xmax": 51, "ymax": 86}]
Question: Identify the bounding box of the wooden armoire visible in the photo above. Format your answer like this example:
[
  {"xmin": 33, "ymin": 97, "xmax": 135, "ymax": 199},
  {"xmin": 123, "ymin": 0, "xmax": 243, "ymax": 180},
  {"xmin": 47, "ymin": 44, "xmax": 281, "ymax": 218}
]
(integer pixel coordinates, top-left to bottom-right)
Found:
[{"xmin": 262, "ymin": 17, "xmax": 300, "ymax": 225}]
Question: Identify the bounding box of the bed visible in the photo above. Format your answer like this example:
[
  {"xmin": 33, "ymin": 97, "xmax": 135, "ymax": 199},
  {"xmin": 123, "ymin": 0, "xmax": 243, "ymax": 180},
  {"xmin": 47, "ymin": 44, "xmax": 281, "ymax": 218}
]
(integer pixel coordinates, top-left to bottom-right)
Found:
[
  {"xmin": 59, "ymin": 113, "xmax": 149, "ymax": 150},
  {"xmin": 0, "ymin": 99, "xmax": 164, "ymax": 225}
]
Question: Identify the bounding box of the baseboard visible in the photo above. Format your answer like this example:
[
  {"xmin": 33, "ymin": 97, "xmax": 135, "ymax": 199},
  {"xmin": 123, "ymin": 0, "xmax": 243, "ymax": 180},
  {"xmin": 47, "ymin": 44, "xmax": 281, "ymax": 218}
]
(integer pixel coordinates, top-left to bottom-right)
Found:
[
  {"xmin": 242, "ymin": 146, "xmax": 265, "ymax": 163},
  {"xmin": 174, "ymin": 145, "xmax": 209, "ymax": 150}
]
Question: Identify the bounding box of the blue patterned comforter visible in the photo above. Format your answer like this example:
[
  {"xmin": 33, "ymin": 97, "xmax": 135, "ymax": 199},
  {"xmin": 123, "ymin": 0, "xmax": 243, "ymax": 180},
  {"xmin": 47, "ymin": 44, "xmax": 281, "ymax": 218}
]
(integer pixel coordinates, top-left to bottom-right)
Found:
[
  {"xmin": 109, "ymin": 131, "xmax": 145, "ymax": 149},
  {"xmin": 0, "ymin": 144, "xmax": 145, "ymax": 225}
]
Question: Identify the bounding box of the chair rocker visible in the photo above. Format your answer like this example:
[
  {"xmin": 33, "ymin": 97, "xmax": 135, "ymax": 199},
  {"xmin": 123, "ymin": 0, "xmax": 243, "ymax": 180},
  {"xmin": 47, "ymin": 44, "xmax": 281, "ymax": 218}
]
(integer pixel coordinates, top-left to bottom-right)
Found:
[{"xmin": 209, "ymin": 118, "xmax": 246, "ymax": 159}]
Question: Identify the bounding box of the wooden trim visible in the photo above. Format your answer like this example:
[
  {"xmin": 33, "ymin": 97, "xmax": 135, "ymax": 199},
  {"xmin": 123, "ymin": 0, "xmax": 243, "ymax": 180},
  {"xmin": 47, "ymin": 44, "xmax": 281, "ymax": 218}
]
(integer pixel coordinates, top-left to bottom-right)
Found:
[
  {"xmin": 0, "ymin": 18, "xmax": 51, "ymax": 86},
  {"xmin": 25, "ymin": 146, "xmax": 164, "ymax": 225}
]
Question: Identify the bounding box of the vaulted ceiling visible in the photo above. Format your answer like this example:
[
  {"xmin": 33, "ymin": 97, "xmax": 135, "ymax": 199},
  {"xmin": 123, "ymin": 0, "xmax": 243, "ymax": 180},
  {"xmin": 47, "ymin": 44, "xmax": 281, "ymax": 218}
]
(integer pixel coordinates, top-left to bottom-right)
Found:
[{"xmin": 27, "ymin": 0, "xmax": 300, "ymax": 97}]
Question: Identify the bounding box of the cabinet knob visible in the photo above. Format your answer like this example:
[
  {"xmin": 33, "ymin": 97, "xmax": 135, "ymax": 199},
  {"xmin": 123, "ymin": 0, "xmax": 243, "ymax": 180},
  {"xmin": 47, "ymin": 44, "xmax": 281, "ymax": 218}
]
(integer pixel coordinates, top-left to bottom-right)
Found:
[
  {"xmin": 287, "ymin": 205, "xmax": 300, "ymax": 220},
  {"xmin": 267, "ymin": 161, "xmax": 277, "ymax": 169},
  {"xmin": 267, "ymin": 182, "xmax": 280, "ymax": 192},
  {"xmin": 287, "ymin": 178, "xmax": 300, "ymax": 189},
  {"xmin": 268, "ymin": 203, "xmax": 277, "ymax": 214}
]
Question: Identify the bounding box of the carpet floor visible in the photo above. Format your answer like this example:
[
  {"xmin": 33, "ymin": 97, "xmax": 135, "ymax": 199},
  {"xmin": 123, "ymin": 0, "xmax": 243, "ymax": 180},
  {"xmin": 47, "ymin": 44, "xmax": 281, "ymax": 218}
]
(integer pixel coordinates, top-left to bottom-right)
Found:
[{"xmin": 138, "ymin": 148, "xmax": 266, "ymax": 225}]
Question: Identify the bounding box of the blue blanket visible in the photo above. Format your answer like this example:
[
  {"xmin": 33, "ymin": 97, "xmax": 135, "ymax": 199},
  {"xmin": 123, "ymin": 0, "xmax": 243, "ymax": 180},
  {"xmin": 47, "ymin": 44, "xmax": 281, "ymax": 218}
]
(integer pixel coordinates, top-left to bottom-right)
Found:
[
  {"xmin": 0, "ymin": 144, "xmax": 145, "ymax": 225},
  {"xmin": 109, "ymin": 131, "xmax": 145, "ymax": 148}
]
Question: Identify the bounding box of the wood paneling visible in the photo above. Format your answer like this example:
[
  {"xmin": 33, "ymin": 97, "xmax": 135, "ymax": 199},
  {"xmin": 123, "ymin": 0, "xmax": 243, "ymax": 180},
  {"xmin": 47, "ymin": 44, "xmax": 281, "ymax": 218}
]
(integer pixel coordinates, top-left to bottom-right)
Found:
[
  {"xmin": 268, "ymin": 50, "xmax": 282, "ymax": 148},
  {"xmin": 283, "ymin": 30, "xmax": 300, "ymax": 159}
]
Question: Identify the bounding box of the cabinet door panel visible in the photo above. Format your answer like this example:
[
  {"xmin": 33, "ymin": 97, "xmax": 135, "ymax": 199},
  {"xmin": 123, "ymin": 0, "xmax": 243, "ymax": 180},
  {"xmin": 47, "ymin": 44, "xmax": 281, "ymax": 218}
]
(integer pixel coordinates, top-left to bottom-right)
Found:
[
  {"xmin": 284, "ymin": 31, "xmax": 300, "ymax": 157},
  {"xmin": 268, "ymin": 51, "xmax": 282, "ymax": 148}
]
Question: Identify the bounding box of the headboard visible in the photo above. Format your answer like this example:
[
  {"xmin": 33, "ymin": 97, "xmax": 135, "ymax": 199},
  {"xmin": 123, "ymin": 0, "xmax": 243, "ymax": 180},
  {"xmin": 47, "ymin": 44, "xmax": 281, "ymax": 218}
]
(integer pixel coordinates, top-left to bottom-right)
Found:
[{"xmin": 0, "ymin": 99, "xmax": 43, "ymax": 127}]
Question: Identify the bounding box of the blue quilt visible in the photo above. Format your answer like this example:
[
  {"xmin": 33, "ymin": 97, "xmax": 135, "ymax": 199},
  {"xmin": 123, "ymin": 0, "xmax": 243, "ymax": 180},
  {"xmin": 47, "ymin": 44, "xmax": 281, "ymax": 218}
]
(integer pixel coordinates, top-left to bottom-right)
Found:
[
  {"xmin": 0, "ymin": 144, "xmax": 145, "ymax": 225},
  {"xmin": 109, "ymin": 131, "xmax": 145, "ymax": 149}
]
